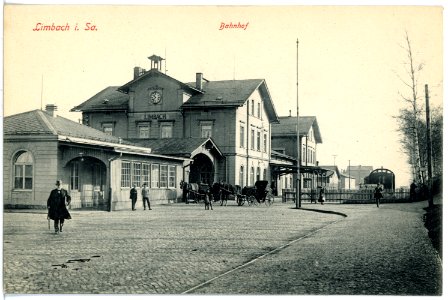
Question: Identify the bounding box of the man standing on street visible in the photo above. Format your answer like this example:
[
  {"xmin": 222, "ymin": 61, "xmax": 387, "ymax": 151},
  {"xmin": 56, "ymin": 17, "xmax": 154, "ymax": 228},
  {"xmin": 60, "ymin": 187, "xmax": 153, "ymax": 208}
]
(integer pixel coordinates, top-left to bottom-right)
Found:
[
  {"xmin": 130, "ymin": 184, "xmax": 138, "ymax": 211},
  {"xmin": 142, "ymin": 183, "xmax": 151, "ymax": 210},
  {"xmin": 47, "ymin": 180, "xmax": 71, "ymax": 234},
  {"xmin": 374, "ymin": 183, "xmax": 383, "ymax": 208}
]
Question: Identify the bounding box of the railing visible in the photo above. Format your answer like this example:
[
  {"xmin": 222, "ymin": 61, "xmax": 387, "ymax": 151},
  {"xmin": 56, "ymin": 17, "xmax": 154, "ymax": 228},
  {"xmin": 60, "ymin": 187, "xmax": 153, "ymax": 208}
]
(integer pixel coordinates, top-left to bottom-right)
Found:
[{"xmin": 282, "ymin": 188, "xmax": 411, "ymax": 204}]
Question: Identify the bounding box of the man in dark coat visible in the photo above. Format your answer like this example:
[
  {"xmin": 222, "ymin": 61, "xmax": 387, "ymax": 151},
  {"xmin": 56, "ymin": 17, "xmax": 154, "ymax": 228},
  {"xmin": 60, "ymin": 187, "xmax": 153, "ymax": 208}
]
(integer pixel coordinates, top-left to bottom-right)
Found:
[
  {"xmin": 130, "ymin": 184, "xmax": 138, "ymax": 211},
  {"xmin": 47, "ymin": 180, "xmax": 71, "ymax": 234}
]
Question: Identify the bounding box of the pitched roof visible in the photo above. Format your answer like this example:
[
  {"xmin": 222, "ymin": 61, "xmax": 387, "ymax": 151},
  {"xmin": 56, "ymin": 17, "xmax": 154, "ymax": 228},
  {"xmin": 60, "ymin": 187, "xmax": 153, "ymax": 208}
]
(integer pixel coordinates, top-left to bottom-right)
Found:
[
  {"xmin": 183, "ymin": 79, "xmax": 279, "ymax": 123},
  {"xmin": 128, "ymin": 137, "xmax": 222, "ymax": 157},
  {"xmin": 118, "ymin": 68, "xmax": 201, "ymax": 94},
  {"xmin": 319, "ymin": 165, "xmax": 340, "ymax": 178},
  {"xmin": 4, "ymin": 110, "xmax": 130, "ymax": 145},
  {"xmin": 71, "ymin": 86, "xmax": 129, "ymax": 112},
  {"xmin": 271, "ymin": 116, "xmax": 323, "ymax": 143}
]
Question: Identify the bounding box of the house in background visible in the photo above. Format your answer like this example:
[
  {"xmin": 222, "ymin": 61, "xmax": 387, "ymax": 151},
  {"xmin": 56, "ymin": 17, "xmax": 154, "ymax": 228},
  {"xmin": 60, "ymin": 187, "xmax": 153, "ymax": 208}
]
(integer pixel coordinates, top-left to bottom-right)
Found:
[
  {"xmin": 341, "ymin": 165, "xmax": 373, "ymax": 188},
  {"xmin": 271, "ymin": 115, "xmax": 330, "ymax": 194},
  {"xmin": 319, "ymin": 165, "xmax": 341, "ymax": 189},
  {"xmin": 3, "ymin": 106, "xmax": 189, "ymax": 210},
  {"xmin": 340, "ymin": 173, "xmax": 356, "ymax": 189}
]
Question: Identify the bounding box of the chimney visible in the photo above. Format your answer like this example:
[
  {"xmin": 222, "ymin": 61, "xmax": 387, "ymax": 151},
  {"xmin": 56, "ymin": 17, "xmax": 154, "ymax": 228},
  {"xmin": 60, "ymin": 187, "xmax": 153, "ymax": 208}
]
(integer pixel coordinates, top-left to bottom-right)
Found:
[
  {"xmin": 289, "ymin": 110, "xmax": 291, "ymax": 117},
  {"xmin": 45, "ymin": 104, "xmax": 57, "ymax": 117},
  {"xmin": 196, "ymin": 73, "xmax": 203, "ymax": 90},
  {"xmin": 134, "ymin": 66, "xmax": 144, "ymax": 79}
]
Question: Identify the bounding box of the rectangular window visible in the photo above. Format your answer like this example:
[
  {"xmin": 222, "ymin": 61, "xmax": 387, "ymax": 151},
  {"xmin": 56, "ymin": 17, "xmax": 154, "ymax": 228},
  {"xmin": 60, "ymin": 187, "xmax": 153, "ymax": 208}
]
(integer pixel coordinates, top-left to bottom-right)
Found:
[
  {"xmin": 263, "ymin": 133, "xmax": 267, "ymax": 153},
  {"xmin": 70, "ymin": 162, "xmax": 79, "ymax": 191},
  {"xmin": 24, "ymin": 165, "xmax": 33, "ymax": 189},
  {"xmin": 256, "ymin": 131, "xmax": 261, "ymax": 151},
  {"xmin": 302, "ymin": 146, "xmax": 306, "ymax": 163},
  {"xmin": 168, "ymin": 165, "xmax": 176, "ymax": 188},
  {"xmin": 138, "ymin": 123, "xmax": 150, "ymax": 138},
  {"xmin": 240, "ymin": 125, "xmax": 245, "ymax": 148},
  {"xmin": 151, "ymin": 164, "xmax": 160, "ymax": 188},
  {"xmin": 200, "ymin": 122, "xmax": 213, "ymax": 138},
  {"xmin": 121, "ymin": 161, "xmax": 131, "ymax": 187},
  {"xmin": 142, "ymin": 163, "xmax": 150, "ymax": 186},
  {"xmin": 132, "ymin": 162, "xmax": 141, "ymax": 186},
  {"xmin": 103, "ymin": 123, "xmax": 114, "ymax": 135},
  {"xmin": 160, "ymin": 123, "xmax": 173, "ymax": 138},
  {"xmin": 160, "ymin": 165, "xmax": 168, "ymax": 188},
  {"xmin": 251, "ymin": 100, "xmax": 255, "ymax": 115},
  {"xmin": 250, "ymin": 129, "xmax": 255, "ymax": 150},
  {"xmin": 14, "ymin": 165, "xmax": 23, "ymax": 189},
  {"xmin": 257, "ymin": 102, "xmax": 261, "ymax": 118}
]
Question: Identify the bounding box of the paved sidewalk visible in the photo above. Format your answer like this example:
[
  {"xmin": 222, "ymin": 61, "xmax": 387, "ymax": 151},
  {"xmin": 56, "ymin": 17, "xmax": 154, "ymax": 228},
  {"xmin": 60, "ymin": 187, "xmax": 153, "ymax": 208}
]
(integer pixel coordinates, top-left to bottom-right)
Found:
[{"xmin": 3, "ymin": 200, "xmax": 441, "ymax": 295}]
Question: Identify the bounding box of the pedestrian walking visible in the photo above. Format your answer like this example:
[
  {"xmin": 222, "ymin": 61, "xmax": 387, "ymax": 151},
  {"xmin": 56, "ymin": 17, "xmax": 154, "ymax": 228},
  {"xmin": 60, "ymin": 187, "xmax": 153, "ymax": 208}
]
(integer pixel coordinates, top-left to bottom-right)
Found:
[
  {"xmin": 130, "ymin": 184, "xmax": 138, "ymax": 211},
  {"xmin": 410, "ymin": 181, "xmax": 417, "ymax": 202},
  {"xmin": 47, "ymin": 180, "xmax": 71, "ymax": 234},
  {"xmin": 374, "ymin": 183, "xmax": 383, "ymax": 207},
  {"xmin": 318, "ymin": 187, "xmax": 325, "ymax": 205},
  {"xmin": 142, "ymin": 183, "xmax": 151, "ymax": 210}
]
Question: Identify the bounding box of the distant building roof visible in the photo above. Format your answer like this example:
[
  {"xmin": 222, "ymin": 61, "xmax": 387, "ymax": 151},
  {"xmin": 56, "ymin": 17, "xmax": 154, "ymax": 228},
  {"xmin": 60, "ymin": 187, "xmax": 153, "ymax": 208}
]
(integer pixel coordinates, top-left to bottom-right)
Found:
[
  {"xmin": 4, "ymin": 109, "xmax": 129, "ymax": 144},
  {"xmin": 319, "ymin": 165, "xmax": 340, "ymax": 178},
  {"xmin": 271, "ymin": 116, "xmax": 322, "ymax": 143}
]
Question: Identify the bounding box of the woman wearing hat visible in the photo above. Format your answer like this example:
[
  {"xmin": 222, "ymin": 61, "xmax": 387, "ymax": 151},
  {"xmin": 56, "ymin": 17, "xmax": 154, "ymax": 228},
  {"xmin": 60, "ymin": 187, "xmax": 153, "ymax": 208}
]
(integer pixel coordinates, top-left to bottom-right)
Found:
[{"xmin": 47, "ymin": 180, "xmax": 72, "ymax": 234}]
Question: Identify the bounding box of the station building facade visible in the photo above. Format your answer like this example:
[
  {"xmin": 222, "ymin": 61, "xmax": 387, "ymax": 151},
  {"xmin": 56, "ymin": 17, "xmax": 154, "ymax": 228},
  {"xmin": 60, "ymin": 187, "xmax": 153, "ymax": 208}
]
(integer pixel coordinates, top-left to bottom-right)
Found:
[{"xmin": 71, "ymin": 55, "xmax": 279, "ymax": 189}]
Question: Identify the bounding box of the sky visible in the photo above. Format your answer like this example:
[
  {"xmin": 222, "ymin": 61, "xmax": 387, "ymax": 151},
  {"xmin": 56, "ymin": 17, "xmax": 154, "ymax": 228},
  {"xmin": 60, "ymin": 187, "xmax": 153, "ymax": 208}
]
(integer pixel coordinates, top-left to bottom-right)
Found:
[{"xmin": 3, "ymin": 4, "xmax": 444, "ymax": 188}]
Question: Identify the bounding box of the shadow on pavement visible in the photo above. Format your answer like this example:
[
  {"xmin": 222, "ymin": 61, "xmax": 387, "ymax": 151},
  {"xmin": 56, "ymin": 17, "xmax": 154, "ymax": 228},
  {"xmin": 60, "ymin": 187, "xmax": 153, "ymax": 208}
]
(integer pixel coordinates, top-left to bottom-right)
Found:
[{"xmin": 290, "ymin": 207, "xmax": 347, "ymax": 217}]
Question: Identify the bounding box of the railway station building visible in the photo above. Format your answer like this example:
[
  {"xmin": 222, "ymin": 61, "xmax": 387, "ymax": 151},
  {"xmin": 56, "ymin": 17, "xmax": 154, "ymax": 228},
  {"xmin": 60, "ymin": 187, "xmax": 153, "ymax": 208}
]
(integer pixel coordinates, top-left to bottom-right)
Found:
[{"xmin": 4, "ymin": 55, "xmax": 328, "ymax": 209}]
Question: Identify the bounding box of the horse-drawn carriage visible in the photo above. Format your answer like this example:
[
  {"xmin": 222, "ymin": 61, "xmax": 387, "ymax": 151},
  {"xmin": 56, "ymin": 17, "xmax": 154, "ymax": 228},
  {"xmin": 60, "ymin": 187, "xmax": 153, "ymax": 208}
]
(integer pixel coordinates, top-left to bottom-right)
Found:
[
  {"xmin": 180, "ymin": 180, "xmax": 274, "ymax": 206},
  {"xmin": 240, "ymin": 180, "xmax": 274, "ymax": 206},
  {"xmin": 181, "ymin": 181, "xmax": 210, "ymax": 204}
]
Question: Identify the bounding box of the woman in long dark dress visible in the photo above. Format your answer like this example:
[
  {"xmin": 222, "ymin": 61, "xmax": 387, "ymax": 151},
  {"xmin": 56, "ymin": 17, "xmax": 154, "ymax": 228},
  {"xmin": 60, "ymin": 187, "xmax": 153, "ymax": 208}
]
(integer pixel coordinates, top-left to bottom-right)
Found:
[{"xmin": 47, "ymin": 180, "xmax": 71, "ymax": 234}]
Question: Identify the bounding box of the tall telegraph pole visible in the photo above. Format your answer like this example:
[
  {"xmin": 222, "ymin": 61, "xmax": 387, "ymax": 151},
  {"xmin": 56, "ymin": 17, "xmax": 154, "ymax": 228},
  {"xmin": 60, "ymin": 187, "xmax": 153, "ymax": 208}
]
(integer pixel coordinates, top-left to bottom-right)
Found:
[
  {"xmin": 296, "ymin": 39, "xmax": 301, "ymax": 209},
  {"xmin": 425, "ymin": 84, "xmax": 434, "ymax": 207}
]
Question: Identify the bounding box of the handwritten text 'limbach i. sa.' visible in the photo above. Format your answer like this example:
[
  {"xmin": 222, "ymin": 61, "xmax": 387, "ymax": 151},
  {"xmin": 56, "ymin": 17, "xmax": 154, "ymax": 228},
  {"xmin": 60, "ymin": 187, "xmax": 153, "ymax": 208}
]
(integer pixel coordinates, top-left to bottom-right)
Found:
[
  {"xmin": 33, "ymin": 22, "xmax": 98, "ymax": 31},
  {"xmin": 219, "ymin": 22, "xmax": 249, "ymax": 30}
]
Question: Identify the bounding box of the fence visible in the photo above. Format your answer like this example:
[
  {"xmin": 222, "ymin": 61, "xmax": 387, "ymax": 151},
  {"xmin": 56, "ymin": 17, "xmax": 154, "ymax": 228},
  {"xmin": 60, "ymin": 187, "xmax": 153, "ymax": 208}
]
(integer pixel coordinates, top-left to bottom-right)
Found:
[{"xmin": 282, "ymin": 188, "xmax": 411, "ymax": 204}]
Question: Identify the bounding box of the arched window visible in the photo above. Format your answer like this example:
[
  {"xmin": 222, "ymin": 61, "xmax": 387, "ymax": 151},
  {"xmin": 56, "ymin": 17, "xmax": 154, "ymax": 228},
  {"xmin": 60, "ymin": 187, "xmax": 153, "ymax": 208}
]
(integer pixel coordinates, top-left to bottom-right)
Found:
[
  {"xmin": 263, "ymin": 168, "xmax": 267, "ymax": 180},
  {"xmin": 14, "ymin": 151, "xmax": 33, "ymax": 190},
  {"xmin": 256, "ymin": 167, "xmax": 260, "ymax": 181},
  {"xmin": 250, "ymin": 167, "xmax": 254, "ymax": 186},
  {"xmin": 239, "ymin": 166, "xmax": 244, "ymax": 187}
]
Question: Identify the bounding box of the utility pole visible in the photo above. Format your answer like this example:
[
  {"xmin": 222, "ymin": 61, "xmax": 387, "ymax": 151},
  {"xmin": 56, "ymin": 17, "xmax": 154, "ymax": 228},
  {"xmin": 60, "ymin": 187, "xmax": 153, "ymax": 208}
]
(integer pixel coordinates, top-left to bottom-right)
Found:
[
  {"xmin": 425, "ymin": 84, "xmax": 434, "ymax": 207},
  {"xmin": 348, "ymin": 160, "xmax": 351, "ymax": 189},
  {"xmin": 295, "ymin": 38, "xmax": 301, "ymax": 209}
]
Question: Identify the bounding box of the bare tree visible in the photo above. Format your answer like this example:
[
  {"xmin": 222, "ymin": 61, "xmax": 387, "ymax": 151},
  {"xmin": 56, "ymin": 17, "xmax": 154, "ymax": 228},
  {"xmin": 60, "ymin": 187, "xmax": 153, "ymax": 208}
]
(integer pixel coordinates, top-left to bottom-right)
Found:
[{"xmin": 396, "ymin": 31, "xmax": 425, "ymax": 184}]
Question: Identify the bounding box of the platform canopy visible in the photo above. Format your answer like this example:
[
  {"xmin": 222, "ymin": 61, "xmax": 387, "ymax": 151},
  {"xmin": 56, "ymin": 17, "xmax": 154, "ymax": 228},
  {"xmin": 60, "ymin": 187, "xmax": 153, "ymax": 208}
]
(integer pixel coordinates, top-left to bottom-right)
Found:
[{"xmin": 270, "ymin": 163, "xmax": 334, "ymax": 177}]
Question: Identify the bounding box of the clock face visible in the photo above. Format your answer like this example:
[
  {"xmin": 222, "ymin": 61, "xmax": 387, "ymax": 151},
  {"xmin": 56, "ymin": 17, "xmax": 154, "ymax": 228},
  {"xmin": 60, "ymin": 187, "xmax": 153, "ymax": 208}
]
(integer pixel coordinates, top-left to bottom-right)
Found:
[{"xmin": 150, "ymin": 91, "xmax": 162, "ymax": 104}]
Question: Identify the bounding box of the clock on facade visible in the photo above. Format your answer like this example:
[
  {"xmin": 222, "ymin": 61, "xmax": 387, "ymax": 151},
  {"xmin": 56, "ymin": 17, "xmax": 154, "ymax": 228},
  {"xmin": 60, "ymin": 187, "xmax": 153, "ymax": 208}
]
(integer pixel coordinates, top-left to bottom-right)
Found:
[{"xmin": 150, "ymin": 91, "xmax": 162, "ymax": 104}]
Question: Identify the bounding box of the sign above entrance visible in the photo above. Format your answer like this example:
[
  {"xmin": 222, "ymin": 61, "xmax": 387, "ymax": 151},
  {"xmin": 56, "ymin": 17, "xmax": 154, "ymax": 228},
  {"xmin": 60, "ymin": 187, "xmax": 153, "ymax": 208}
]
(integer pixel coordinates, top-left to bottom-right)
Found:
[{"xmin": 143, "ymin": 113, "xmax": 167, "ymax": 120}]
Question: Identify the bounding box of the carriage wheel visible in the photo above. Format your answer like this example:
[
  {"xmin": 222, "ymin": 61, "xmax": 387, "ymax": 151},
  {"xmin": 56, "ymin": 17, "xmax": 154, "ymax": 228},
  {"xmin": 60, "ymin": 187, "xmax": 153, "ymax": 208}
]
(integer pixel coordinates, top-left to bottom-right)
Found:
[
  {"xmin": 265, "ymin": 194, "xmax": 274, "ymax": 206},
  {"xmin": 249, "ymin": 195, "xmax": 258, "ymax": 206}
]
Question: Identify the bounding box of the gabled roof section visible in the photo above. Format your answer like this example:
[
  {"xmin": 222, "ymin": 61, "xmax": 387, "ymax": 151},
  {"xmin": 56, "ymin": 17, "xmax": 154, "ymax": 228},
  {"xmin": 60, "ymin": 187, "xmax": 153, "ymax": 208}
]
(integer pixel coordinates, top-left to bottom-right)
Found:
[
  {"xmin": 71, "ymin": 86, "xmax": 129, "ymax": 112},
  {"xmin": 4, "ymin": 110, "xmax": 131, "ymax": 145},
  {"xmin": 271, "ymin": 116, "xmax": 323, "ymax": 143},
  {"xmin": 319, "ymin": 165, "xmax": 341, "ymax": 178},
  {"xmin": 183, "ymin": 79, "xmax": 279, "ymax": 123},
  {"xmin": 117, "ymin": 68, "xmax": 202, "ymax": 94},
  {"xmin": 128, "ymin": 137, "xmax": 223, "ymax": 158}
]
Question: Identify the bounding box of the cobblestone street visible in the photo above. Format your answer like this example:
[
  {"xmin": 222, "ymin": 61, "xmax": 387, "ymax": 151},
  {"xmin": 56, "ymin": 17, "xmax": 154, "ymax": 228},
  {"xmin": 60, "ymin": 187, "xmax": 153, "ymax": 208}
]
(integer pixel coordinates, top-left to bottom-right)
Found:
[{"xmin": 3, "ymin": 200, "xmax": 442, "ymax": 296}]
